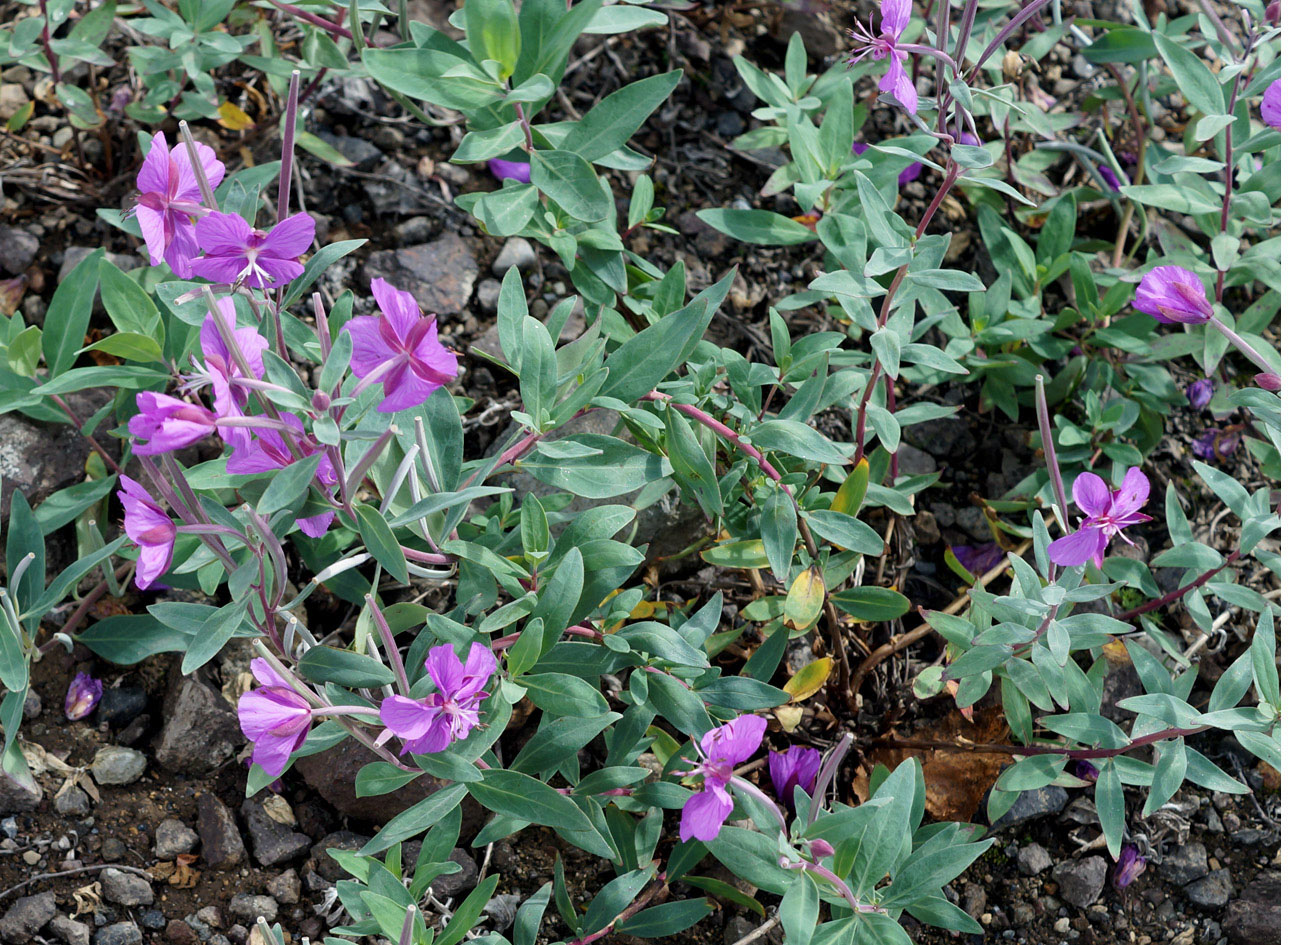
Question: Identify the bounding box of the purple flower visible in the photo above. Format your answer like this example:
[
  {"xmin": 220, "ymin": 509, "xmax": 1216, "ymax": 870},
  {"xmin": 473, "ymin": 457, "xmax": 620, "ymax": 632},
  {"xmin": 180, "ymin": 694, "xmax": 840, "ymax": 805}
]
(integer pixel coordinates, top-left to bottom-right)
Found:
[
  {"xmin": 238, "ymin": 658, "xmax": 313, "ymax": 778},
  {"xmin": 192, "ymin": 211, "xmax": 315, "ymax": 289},
  {"xmin": 128, "ymin": 391, "xmax": 217, "ymax": 455},
  {"xmin": 679, "ymin": 715, "xmax": 767, "ymax": 842},
  {"xmin": 1132, "ymin": 266, "xmax": 1214, "ymax": 325},
  {"xmin": 897, "ymin": 161, "xmax": 922, "ymax": 185},
  {"xmin": 959, "ymin": 132, "xmax": 981, "ymax": 147},
  {"xmin": 64, "ymin": 673, "xmax": 103, "ymax": 721},
  {"xmin": 1072, "ymin": 759, "xmax": 1099, "ymax": 782},
  {"xmin": 488, "ymin": 158, "xmax": 531, "ymax": 183},
  {"xmin": 134, "ymin": 133, "xmax": 225, "ymax": 278},
  {"xmin": 1113, "ymin": 844, "xmax": 1147, "ymax": 889},
  {"xmin": 1047, "ymin": 468, "xmax": 1152, "ymax": 568},
  {"xmin": 1098, "ymin": 165, "xmax": 1122, "ymax": 191},
  {"xmin": 1192, "ymin": 427, "xmax": 1241, "ymax": 462},
  {"xmin": 769, "ymin": 746, "xmax": 819, "ymax": 806},
  {"xmin": 380, "ymin": 643, "xmax": 495, "ymax": 755},
  {"xmin": 1185, "ymin": 378, "xmax": 1214, "ymax": 409},
  {"xmin": 187, "ymin": 297, "xmax": 268, "ymax": 421},
  {"xmin": 1256, "ymin": 372, "xmax": 1281, "ymax": 391},
  {"xmin": 119, "ymin": 475, "xmax": 176, "ymax": 589},
  {"xmin": 952, "ymin": 542, "xmax": 1004, "ymax": 576},
  {"xmin": 848, "ymin": 2, "xmax": 919, "ymax": 114},
  {"xmin": 344, "ymin": 278, "xmax": 459, "ymax": 413},
  {"xmin": 1261, "ymin": 79, "xmax": 1280, "ymax": 129},
  {"xmin": 226, "ymin": 413, "xmax": 338, "ymax": 537}
]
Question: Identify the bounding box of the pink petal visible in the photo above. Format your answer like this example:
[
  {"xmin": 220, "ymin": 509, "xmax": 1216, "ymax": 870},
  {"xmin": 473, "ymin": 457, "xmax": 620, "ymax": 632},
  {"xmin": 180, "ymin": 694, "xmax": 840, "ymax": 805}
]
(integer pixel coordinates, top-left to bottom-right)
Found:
[
  {"xmin": 1071, "ymin": 472, "xmax": 1111, "ymax": 518},
  {"xmin": 195, "ymin": 211, "xmax": 253, "ymax": 254},
  {"xmin": 135, "ymin": 540, "xmax": 173, "ymax": 589},
  {"xmin": 880, "ymin": 0, "xmax": 911, "ymax": 36},
  {"xmin": 250, "ymin": 730, "xmax": 301, "ymax": 779},
  {"xmin": 371, "ymin": 277, "xmax": 422, "ymax": 337},
  {"xmin": 424, "ymin": 644, "xmax": 467, "ymax": 697},
  {"xmin": 190, "ymin": 253, "xmax": 248, "ymax": 286},
  {"xmin": 458, "ymin": 643, "xmax": 497, "ymax": 696},
  {"xmin": 265, "ymin": 212, "xmax": 316, "ymax": 259},
  {"xmin": 380, "ymin": 695, "xmax": 437, "ymax": 740},
  {"xmin": 881, "ymin": 55, "xmax": 919, "ymax": 115},
  {"xmin": 136, "ymin": 133, "xmax": 173, "ymax": 196},
  {"xmin": 680, "ymin": 780, "xmax": 733, "ymax": 842},
  {"xmin": 249, "ymin": 658, "xmax": 283, "ymax": 689},
  {"xmin": 251, "ymin": 256, "xmax": 304, "ymax": 289},
  {"xmin": 343, "ymin": 316, "xmax": 395, "ymax": 376},
  {"xmin": 403, "ymin": 716, "xmax": 454, "ymax": 754},
  {"xmin": 162, "ymin": 221, "xmax": 200, "ymax": 279},
  {"xmin": 1109, "ymin": 467, "xmax": 1150, "ymax": 520},
  {"xmin": 701, "ymin": 715, "xmax": 767, "ymax": 766},
  {"xmin": 1047, "ymin": 526, "xmax": 1107, "ymax": 568},
  {"xmin": 136, "ymin": 205, "xmax": 168, "ymax": 267},
  {"xmin": 378, "ymin": 365, "xmax": 435, "ymax": 413},
  {"xmin": 170, "ymin": 138, "xmax": 225, "ymax": 199}
]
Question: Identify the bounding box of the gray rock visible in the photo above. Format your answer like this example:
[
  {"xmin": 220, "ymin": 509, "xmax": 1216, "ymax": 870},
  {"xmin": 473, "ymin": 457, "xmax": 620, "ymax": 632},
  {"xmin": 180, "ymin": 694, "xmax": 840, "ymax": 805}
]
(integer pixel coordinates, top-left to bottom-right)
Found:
[
  {"xmin": 1053, "ymin": 857, "xmax": 1108, "ymax": 908},
  {"xmin": 1185, "ymin": 869, "xmax": 1234, "ymax": 909},
  {"xmin": 93, "ymin": 924, "xmax": 141, "ymax": 945},
  {"xmin": 52, "ymin": 785, "xmax": 92, "ymax": 821},
  {"xmin": 91, "ymin": 746, "xmax": 147, "ymax": 786},
  {"xmin": 0, "ymin": 892, "xmax": 56, "ymax": 943},
  {"xmin": 308, "ymin": 831, "xmax": 368, "ymax": 882},
  {"xmin": 992, "ymin": 786, "xmax": 1068, "ymax": 828},
  {"xmin": 240, "ymin": 798, "xmax": 311, "ymax": 867},
  {"xmin": 363, "ymin": 234, "xmax": 478, "ymax": 315},
  {"xmin": 296, "ymin": 740, "xmax": 465, "ymax": 825},
  {"xmin": 265, "ymin": 870, "xmax": 300, "ymax": 905},
  {"xmin": 1159, "ymin": 842, "xmax": 1208, "ymax": 886},
  {"xmin": 0, "ymin": 769, "xmax": 42, "ymax": 815},
  {"xmin": 429, "ymin": 849, "xmax": 478, "ymax": 900},
  {"xmin": 904, "ymin": 416, "xmax": 974, "ymax": 458},
  {"xmin": 154, "ymin": 818, "xmax": 199, "ymax": 859},
  {"xmin": 101, "ymin": 869, "xmax": 154, "ymax": 907},
  {"xmin": 58, "ymin": 247, "xmax": 139, "ymax": 283},
  {"xmin": 476, "ymin": 278, "xmax": 502, "ymax": 312},
  {"xmin": 0, "ymin": 227, "xmax": 39, "ymax": 275},
  {"xmin": 96, "ymin": 688, "xmax": 148, "ymax": 730},
  {"xmin": 492, "ymin": 237, "xmax": 536, "ymax": 276},
  {"xmin": 195, "ymin": 793, "xmax": 247, "ymax": 871},
  {"xmin": 314, "ymin": 133, "xmax": 382, "ymax": 170},
  {"xmin": 48, "ymin": 915, "xmax": 91, "ymax": 945},
  {"xmin": 963, "ymin": 883, "xmax": 987, "ymax": 917},
  {"xmin": 226, "ymin": 896, "xmax": 276, "ymax": 924},
  {"xmin": 895, "ymin": 443, "xmax": 937, "ymax": 475},
  {"xmin": 153, "ymin": 673, "xmax": 242, "ymax": 775},
  {"xmin": 21, "ymin": 691, "xmax": 39, "ymax": 720},
  {"xmin": 0, "ymin": 401, "xmax": 113, "ymax": 521},
  {"xmin": 195, "ymin": 907, "xmax": 223, "ymax": 929},
  {"xmin": 722, "ymin": 915, "xmax": 777, "ymax": 945},
  {"xmin": 138, "ymin": 913, "xmax": 165, "ymax": 932},
  {"xmin": 1223, "ymin": 871, "xmax": 1279, "ymax": 945},
  {"xmin": 956, "ymin": 505, "xmax": 994, "ymax": 541},
  {"xmin": 1017, "ymin": 842, "xmax": 1052, "ymax": 876},
  {"xmin": 393, "ymin": 216, "xmax": 435, "ymax": 246}
]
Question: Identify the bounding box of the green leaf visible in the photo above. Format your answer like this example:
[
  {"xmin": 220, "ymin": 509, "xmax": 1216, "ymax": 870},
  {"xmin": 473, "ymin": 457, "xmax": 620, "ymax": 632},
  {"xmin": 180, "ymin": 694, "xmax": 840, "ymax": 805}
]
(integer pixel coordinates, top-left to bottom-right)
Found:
[
  {"xmin": 359, "ymin": 784, "xmax": 468, "ymax": 855},
  {"xmin": 355, "ymin": 503, "xmax": 409, "ymax": 583},
  {"xmin": 779, "ymin": 872, "xmax": 817, "ymax": 945},
  {"xmin": 258, "ymin": 453, "xmax": 324, "ymax": 515},
  {"xmin": 759, "ymin": 490, "xmax": 797, "ymax": 584},
  {"xmin": 35, "ymin": 476, "xmax": 117, "ymax": 535},
  {"xmin": 520, "ymin": 434, "xmax": 671, "ymax": 499},
  {"xmin": 749, "ymin": 419, "xmax": 851, "ymax": 465},
  {"xmin": 1152, "ymin": 31, "xmax": 1225, "ymax": 117},
  {"xmin": 565, "ymin": 71, "xmax": 682, "ymax": 160},
  {"xmin": 79, "ymin": 613, "xmax": 186, "ymax": 664},
  {"xmin": 297, "ymin": 646, "xmax": 395, "ymax": 688},
  {"xmin": 181, "ymin": 600, "xmax": 247, "ymax": 675},
  {"xmin": 830, "ymin": 586, "xmax": 910, "ymax": 621},
  {"xmin": 617, "ymin": 899, "xmax": 712, "ymax": 938},
  {"xmin": 531, "ymin": 150, "xmax": 612, "ymax": 222},
  {"xmin": 355, "ymin": 761, "xmax": 422, "ymax": 797},
  {"xmin": 467, "ymin": 768, "xmax": 597, "ymax": 830},
  {"xmin": 1094, "ymin": 760, "xmax": 1125, "ymax": 859},
  {"xmin": 42, "ymin": 249, "xmax": 103, "ymax": 376},
  {"xmin": 694, "ymin": 209, "xmax": 818, "ymax": 245},
  {"xmin": 804, "ymin": 510, "xmax": 885, "ymax": 555},
  {"xmin": 518, "ymin": 673, "xmax": 608, "ymax": 717},
  {"xmin": 433, "ymin": 875, "xmax": 500, "ymax": 945}
]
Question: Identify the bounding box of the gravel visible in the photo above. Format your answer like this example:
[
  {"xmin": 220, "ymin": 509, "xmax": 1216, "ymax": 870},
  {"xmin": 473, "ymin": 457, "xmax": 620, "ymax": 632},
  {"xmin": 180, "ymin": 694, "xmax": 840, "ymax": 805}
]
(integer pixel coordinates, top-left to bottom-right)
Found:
[
  {"xmin": 154, "ymin": 818, "xmax": 199, "ymax": 859},
  {"xmin": 90, "ymin": 747, "xmax": 147, "ymax": 786},
  {"xmin": 101, "ymin": 869, "xmax": 154, "ymax": 907},
  {"xmin": 1053, "ymin": 857, "xmax": 1108, "ymax": 909},
  {"xmin": 93, "ymin": 924, "xmax": 141, "ymax": 945},
  {"xmin": 0, "ymin": 892, "xmax": 56, "ymax": 944}
]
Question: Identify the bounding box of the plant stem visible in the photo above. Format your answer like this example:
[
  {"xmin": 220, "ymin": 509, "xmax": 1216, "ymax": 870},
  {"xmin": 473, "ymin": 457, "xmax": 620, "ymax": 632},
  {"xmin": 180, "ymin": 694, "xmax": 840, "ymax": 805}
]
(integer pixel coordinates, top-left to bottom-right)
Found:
[
  {"xmin": 1115, "ymin": 551, "xmax": 1240, "ymax": 621},
  {"xmin": 277, "ymin": 70, "xmax": 300, "ymax": 224},
  {"xmin": 367, "ymin": 594, "xmax": 410, "ymax": 696},
  {"xmin": 1208, "ymin": 315, "xmax": 1274, "ymax": 375},
  {"xmin": 37, "ymin": 0, "xmax": 61, "ymax": 85},
  {"xmin": 1035, "ymin": 375, "xmax": 1070, "ymax": 534},
  {"xmin": 875, "ymin": 724, "xmax": 1210, "ymax": 760}
]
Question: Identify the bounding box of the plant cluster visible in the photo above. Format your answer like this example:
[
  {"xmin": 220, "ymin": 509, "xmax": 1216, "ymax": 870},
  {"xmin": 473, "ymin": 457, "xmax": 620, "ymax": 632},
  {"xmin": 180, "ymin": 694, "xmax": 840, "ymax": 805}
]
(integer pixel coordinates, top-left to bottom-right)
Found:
[{"xmin": 0, "ymin": 2, "xmax": 1281, "ymax": 945}]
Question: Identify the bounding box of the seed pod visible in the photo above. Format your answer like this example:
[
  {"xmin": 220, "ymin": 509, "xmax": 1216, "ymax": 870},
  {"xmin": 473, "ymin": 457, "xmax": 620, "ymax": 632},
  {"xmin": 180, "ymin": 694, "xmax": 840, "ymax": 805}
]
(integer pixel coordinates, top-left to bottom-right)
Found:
[{"xmin": 1002, "ymin": 49, "xmax": 1023, "ymax": 78}]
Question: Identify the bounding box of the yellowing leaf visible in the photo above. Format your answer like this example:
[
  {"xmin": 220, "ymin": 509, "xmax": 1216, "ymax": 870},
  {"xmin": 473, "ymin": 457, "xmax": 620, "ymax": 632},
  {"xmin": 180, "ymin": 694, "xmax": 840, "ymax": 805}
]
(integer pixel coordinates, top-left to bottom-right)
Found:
[
  {"xmin": 217, "ymin": 100, "xmax": 253, "ymax": 130},
  {"xmin": 784, "ymin": 657, "xmax": 833, "ymax": 703},
  {"xmin": 782, "ymin": 569, "xmax": 824, "ymax": 630},
  {"xmin": 831, "ymin": 459, "xmax": 870, "ymax": 516},
  {"xmin": 773, "ymin": 705, "xmax": 803, "ymax": 732}
]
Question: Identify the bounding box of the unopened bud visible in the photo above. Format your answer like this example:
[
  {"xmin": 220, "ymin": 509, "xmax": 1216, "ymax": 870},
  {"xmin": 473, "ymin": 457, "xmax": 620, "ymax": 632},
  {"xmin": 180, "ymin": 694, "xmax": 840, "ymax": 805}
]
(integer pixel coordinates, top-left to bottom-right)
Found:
[
  {"xmin": 1002, "ymin": 50, "xmax": 1023, "ymax": 78},
  {"xmin": 1266, "ymin": 0, "xmax": 1280, "ymax": 25},
  {"xmin": 808, "ymin": 839, "xmax": 835, "ymax": 861},
  {"xmin": 311, "ymin": 389, "xmax": 332, "ymax": 412},
  {"xmin": 1255, "ymin": 372, "xmax": 1281, "ymax": 391},
  {"xmin": 65, "ymin": 672, "xmax": 103, "ymax": 721}
]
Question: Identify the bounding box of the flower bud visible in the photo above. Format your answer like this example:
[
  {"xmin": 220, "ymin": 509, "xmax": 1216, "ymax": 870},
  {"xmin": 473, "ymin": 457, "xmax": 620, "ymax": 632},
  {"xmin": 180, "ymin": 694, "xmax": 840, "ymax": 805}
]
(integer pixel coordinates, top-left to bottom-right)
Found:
[
  {"xmin": 1266, "ymin": 1, "xmax": 1280, "ymax": 25},
  {"xmin": 1185, "ymin": 378, "xmax": 1214, "ymax": 409},
  {"xmin": 65, "ymin": 672, "xmax": 103, "ymax": 721},
  {"xmin": 1256, "ymin": 372, "xmax": 1281, "ymax": 391},
  {"xmin": 311, "ymin": 389, "xmax": 332, "ymax": 412},
  {"xmin": 808, "ymin": 839, "xmax": 835, "ymax": 861},
  {"xmin": 1113, "ymin": 844, "xmax": 1147, "ymax": 888},
  {"xmin": 1002, "ymin": 50, "xmax": 1023, "ymax": 78}
]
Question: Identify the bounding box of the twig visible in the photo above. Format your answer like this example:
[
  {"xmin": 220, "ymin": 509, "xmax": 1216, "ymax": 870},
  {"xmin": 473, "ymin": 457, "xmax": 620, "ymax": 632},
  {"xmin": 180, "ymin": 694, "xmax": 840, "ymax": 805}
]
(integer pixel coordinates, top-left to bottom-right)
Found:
[
  {"xmin": 731, "ymin": 915, "xmax": 781, "ymax": 945},
  {"xmin": 1, "ymin": 864, "xmax": 153, "ymax": 900}
]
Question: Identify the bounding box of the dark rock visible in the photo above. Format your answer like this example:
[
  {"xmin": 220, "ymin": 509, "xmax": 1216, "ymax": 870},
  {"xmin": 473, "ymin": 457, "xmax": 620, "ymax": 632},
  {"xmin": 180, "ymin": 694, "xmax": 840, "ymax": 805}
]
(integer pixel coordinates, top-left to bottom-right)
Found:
[
  {"xmin": 0, "ymin": 227, "xmax": 38, "ymax": 274},
  {"xmin": 101, "ymin": 869, "xmax": 154, "ymax": 907},
  {"xmin": 963, "ymin": 883, "xmax": 987, "ymax": 918},
  {"xmin": 1017, "ymin": 842, "xmax": 1052, "ymax": 876},
  {"xmin": 723, "ymin": 915, "xmax": 777, "ymax": 945},
  {"xmin": 153, "ymin": 673, "xmax": 242, "ymax": 775},
  {"xmin": 1223, "ymin": 871, "xmax": 1279, "ymax": 945},
  {"xmin": 429, "ymin": 849, "xmax": 478, "ymax": 900},
  {"xmin": 896, "ymin": 444, "xmax": 938, "ymax": 475},
  {"xmin": 314, "ymin": 133, "xmax": 382, "ymax": 170},
  {"xmin": 96, "ymin": 688, "xmax": 148, "ymax": 730},
  {"xmin": 1053, "ymin": 857, "xmax": 1107, "ymax": 908},
  {"xmin": 992, "ymin": 786, "xmax": 1068, "ymax": 828},
  {"xmin": 0, "ymin": 892, "xmax": 57, "ymax": 944},
  {"xmin": 1159, "ymin": 842, "xmax": 1208, "ymax": 886},
  {"xmin": 21, "ymin": 692, "xmax": 39, "ymax": 719},
  {"xmin": 715, "ymin": 110, "xmax": 744, "ymax": 138},
  {"xmin": 240, "ymin": 798, "xmax": 311, "ymax": 867},
  {"xmin": 58, "ymin": 247, "xmax": 139, "ymax": 283},
  {"xmin": 164, "ymin": 921, "xmax": 195, "ymax": 945},
  {"xmin": 0, "ymin": 400, "xmax": 115, "ymax": 521},
  {"xmin": 1184, "ymin": 869, "xmax": 1233, "ymax": 909},
  {"xmin": 307, "ymin": 831, "xmax": 368, "ymax": 882},
  {"xmin": 904, "ymin": 416, "xmax": 974, "ymax": 458},
  {"xmin": 226, "ymin": 896, "xmax": 276, "ymax": 924},
  {"xmin": 138, "ymin": 913, "xmax": 166, "ymax": 932},
  {"xmin": 195, "ymin": 793, "xmax": 247, "ymax": 870},
  {"xmin": 90, "ymin": 746, "xmax": 146, "ymax": 786},
  {"xmin": 362, "ymin": 234, "xmax": 478, "ymax": 315},
  {"xmin": 101, "ymin": 839, "xmax": 128, "ymax": 861},
  {"xmin": 773, "ymin": 9, "xmax": 841, "ymax": 58},
  {"xmin": 93, "ymin": 924, "xmax": 141, "ymax": 945},
  {"xmin": 1100, "ymin": 661, "xmax": 1143, "ymax": 722},
  {"xmin": 48, "ymin": 915, "xmax": 91, "ymax": 945},
  {"xmin": 956, "ymin": 506, "xmax": 994, "ymax": 541},
  {"xmin": 154, "ymin": 818, "xmax": 199, "ymax": 859},
  {"xmin": 296, "ymin": 739, "xmax": 467, "ymax": 825}
]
